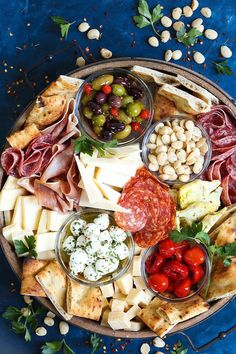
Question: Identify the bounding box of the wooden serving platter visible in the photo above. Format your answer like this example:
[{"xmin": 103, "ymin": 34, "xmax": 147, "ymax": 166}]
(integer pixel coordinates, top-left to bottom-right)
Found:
[{"xmin": 1, "ymin": 57, "xmax": 236, "ymax": 338}]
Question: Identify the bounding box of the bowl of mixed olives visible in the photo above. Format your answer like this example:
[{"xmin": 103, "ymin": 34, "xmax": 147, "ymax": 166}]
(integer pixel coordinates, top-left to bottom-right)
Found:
[{"xmin": 75, "ymin": 68, "xmax": 154, "ymax": 144}]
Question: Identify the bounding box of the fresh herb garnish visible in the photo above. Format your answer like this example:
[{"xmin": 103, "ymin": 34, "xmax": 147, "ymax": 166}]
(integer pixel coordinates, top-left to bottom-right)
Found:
[
  {"xmin": 213, "ymin": 60, "xmax": 234, "ymax": 76},
  {"xmin": 14, "ymin": 235, "xmax": 37, "ymax": 258},
  {"xmin": 51, "ymin": 16, "xmax": 75, "ymax": 39},
  {"xmin": 176, "ymin": 25, "xmax": 202, "ymax": 46},
  {"xmin": 41, "ymin": 339, "xmax": 75, "ymax": 354},
  {"xmin": 133, "ymin": 0, "xmax": 163, "ymax": 36},
  {"xmin": 90, "ymin": 333, "xmax": 101, "ymax": 354},
  {"xmin": 73, "ymin": 135, "xmax": 117, "ymax": 157},
  {"xmin": 171, "ymin": 340, "xmax": 188, "ymax": 354},
  {"xmin": 2, "ymin": 303, "xmax": 45, "ymax": 342}
]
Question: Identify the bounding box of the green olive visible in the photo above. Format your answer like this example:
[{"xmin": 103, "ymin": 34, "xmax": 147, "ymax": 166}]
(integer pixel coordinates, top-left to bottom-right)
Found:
[
  {"xmin": 136, "ymin": 100, "xmax": 145, "ymax": 109},
  {"xmin": 93, "ymin": 126, "xmax": 103, "ymax": 135},
  {"xmin": 81, "ymin": 91, "xmax": 95, "ymax": 105},
  {"xmin": 83, "ymin": 106, "xmax": 93, "ymax": 119},
  {"xmin": 101, "ymin": 103, "xmax": 109, "ymax": 112},
  {"xmin": 92, "ymin": 114, "xmax": 106, "ymax": 127},
  {"xmin": 122, "ymin": 95, "xmax": 134, "ymax": 107},
  {"xmin": 135, "ymin": 117, "xmax": 143, "ymax": 123},
  {"xmin": 126, "ymin": 102, "xmax": 142, "ymax": 117},
  {"xmin": 112, "ymin": 84, "xmax": 126, "ymax": 96},
  {"xmin": 118, "ymin": 109, "xmax": 132, "ymax": 124},
  {"xmin": 92, "ymin": 74, "xmax": 114, "ymax": 91},
  {"xmin": 114, "ymin": 125, "xmax": 132, "ymax": 140}
]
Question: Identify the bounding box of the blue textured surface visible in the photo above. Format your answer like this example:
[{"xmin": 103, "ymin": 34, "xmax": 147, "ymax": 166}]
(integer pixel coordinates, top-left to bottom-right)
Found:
[{"xmin": 0, "ymin": 1, "xmax": 236, "ymax": 353}]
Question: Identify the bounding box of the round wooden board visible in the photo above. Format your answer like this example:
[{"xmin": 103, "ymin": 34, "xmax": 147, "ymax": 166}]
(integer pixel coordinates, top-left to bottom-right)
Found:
[{"xmin": 1, "ymin": 57, "xmax": 236, "ymax": 338}]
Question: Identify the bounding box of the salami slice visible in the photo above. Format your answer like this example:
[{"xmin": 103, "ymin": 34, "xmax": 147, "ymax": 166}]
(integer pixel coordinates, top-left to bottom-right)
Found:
[{"xmin": 134, "ymin": 228, "xmax": 169, "ymax": 248}]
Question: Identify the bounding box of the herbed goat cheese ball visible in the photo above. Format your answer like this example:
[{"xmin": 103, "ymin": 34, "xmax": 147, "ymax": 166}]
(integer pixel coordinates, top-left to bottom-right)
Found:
[{"xmin": 63, "ymin": 213, "xmax": 130, "ymax": 281}]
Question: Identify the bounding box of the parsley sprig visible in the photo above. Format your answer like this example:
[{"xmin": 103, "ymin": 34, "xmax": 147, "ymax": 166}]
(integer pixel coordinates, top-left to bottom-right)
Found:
[
  {"xmin": 213, "ymin": 60, "xmax": 234, "ymax": 76},
  {"xmin": 73, "ymin": 135, "xmax": 117, "ymax": 157},
  {"xmin": 2, "ymin": 303, "xmax": 45, "ymax": 342},
  {"xmin": 133, "ymin": 0, "xmax": 163, "ymax": 36},
  {"xmin": 14, "ymin": 235, "xmax": 37, "ymax": 258},
  {"xmin": 176, "ymin": 25, "xmax": 202, "ymax": 47},
  {"xmin": 171, "ymin": 340, "xmax": 188, "ymax": 354},
  {"xmin": 90, "ymin": 333, "xmax": 102, "ymax": 354},
  {"xmin": 41, "ymin": 339, "xmax": 75, "ymax": 354},
  {"xmin": 51, "ymin": 16, "xmax": 76, "ymax": 39}
]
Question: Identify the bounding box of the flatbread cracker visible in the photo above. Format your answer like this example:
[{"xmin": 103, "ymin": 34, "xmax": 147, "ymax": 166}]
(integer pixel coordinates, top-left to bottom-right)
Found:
[
  {"xmin": 153, "ymin": 90, "xmax": 178, "ymax": 121},
  {"xmin": 157, "ymin": 295, "xmax": 209, "ymax": 324},
  {"xmin": 36, "ymin": 260, "xmax": 72, "ymax": 320},
  {"xmin": 158, "ymin": 84, "xmax": 210, "ymax": 115},
  {"xmin": 207, "ymin": 258, "xmax": 236, "ymax": 301},
  {"xmin": 20, "ymin": 258, "xmax": 48, "ymax": 297},
  {"xmin": 7, "ymin": 124, "xmax": 41, "ymax": 149},
  {"xmin": 43, "ymin": 75, "xmax": 83, "ymax": 100},
  {"xmin": 213, "ymin": 212, "xmax": 236, "ymax": 246},
  {"xmin": 67, "ymin": 279, "xmax": 103, "ymax": 321},
  {"xmin": 138, "ymin": 298, "xmax": 175, "ymax": 337},
  {"xmin": 131, "ymin": 66, "xmax": 180, "ymax": 86}
]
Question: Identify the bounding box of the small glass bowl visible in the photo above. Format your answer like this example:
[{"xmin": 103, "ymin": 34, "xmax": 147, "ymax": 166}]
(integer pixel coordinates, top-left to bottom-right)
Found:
[
  {"xmin": 75, "ymin": 68, "xmax": 154, "ymax": 146},
  {"xmin": 55, "ymin": 209, "xmax": 135, "ymax": 287},
  {"xmin": 141, "ymin": 240, "xmax": 210, "ymax": 303},
  {"xmin": 141, "ymin": 116, "xmax": 212, "ymax": 186}
]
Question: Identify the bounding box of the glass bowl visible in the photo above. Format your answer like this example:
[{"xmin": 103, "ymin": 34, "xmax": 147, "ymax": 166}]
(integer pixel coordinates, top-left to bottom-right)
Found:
[
  {"xmin": 141, "ymin": 116, "xmax": 212, "ymax": 186},
  {"xmin": 141, "ymin": 240, "xmax": 210, "ymax": 303},
  {"xmin": 55, "ymin": 209, "xmax": 135, "ymax": 287},
  {"xmin": 75, "ymin": 68, "xmax": 154, "ymax": 146}
]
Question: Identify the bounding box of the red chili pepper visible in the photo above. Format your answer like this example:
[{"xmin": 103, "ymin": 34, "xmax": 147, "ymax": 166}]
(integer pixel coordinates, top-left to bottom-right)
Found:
[
  {"xmin": 174, "ymin": 240, "xmax": 189, "ymax": 262},
  {"xmin": 131, "ymin": 122, "xmax": 142, "ymax": 131},
  {"xmin": 110, "ymin": 107, "xmax": 119, "ymax": 116},
  {"xmin": 145, "ymin": 252, "xmax": 165, "ymax": 274},
  {"xmin": 102, "ymin": 84, "xmax": 112, "ymax": 94},
  {"xmin": 190, "ymin": 265, "xmax": 204, "ymax": 284},
  {"xmin": 84, "ymin": 83, "xmax": 93, "ymax": 95},
  {"xmin": 140, "ymin": 109, "xmax": 150, "ymax": 120},
  {"xmin": 184, "ymin": 245, "xmax": 205, "ymax": 267},
  {"xmin": 163, "ymin": 260, "xmax": 189, "ymax": 281},
  {"xmin": 174, "ymin": 278, "xmax": 191, "ymax": 298},
  {"xmin": 159, "ymin": 238, "xmax": 176, "ymax": 258},
  {"xmin": 148, "ymin": 273, "xmax": 169, "ymax": 293}
]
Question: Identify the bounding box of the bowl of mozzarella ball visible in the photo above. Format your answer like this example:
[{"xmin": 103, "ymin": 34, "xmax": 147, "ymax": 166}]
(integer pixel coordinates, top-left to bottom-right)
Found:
[
  {"xmin": 55, "ymin": 210, "xmax": 134, "ymax": 286},
  {"xmin": 142, "ymin": 116, "xmax": 212, "ymax": 185}
]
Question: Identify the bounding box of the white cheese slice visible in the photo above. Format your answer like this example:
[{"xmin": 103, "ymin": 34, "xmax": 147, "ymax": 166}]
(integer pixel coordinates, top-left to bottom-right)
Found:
[
  {"xmin": 132, "ymin": 256, "xmax": 142, "ymax": 276},
  {"xmin": 35, "ymin": 232, "xmax": 57, "ymax": 253},
  {"xmin": 12, "ymin": 196, "xmax": 23, "ymax": 226},
  {"xmin": 12, "ymin": 229, "xmax": 34, "ymax": 257},
  {"xmin": 111, "ymin": 299, "xmax": 126, "ymax": 312},
  {"xmin": 0, "ymin": 188, "xmax": 28, "ymax": 211},
  {"xmin": 101, "ymin": 308, "xmax": 110, "ymax": 327},
  {"xmin": 2, "ymin": 224, "xmax": 22, "ymax": 243},
  {"xmin": 37, "ymin": 250, "xmax": 56, "ymax": 260},
  {"xmin": 115, "ymin": 272, "xmax": 133, "ymax": 295},
  {"xmin": 22, "ymin": 196, "xmax": 42, "ymax": 230},
  {"xmin": 133, "ymin": 277, "xmax": 147, "ymax": 290},
  {"xmin": 2, "ymin": 176, "xmax": 21, "ymax": 190},
  {"xmin": 100, "ymin": 283, "xmax": 115, "ymax": 298},
  {"xmin": 108, "ymin": 312, "xmax": 131, "ymax": 330},
  {"xmin": 47, "ymin": 210, "xmax": 72, "ymax": 231},
  {"xmin": 75, "ymin": 155, "xmax": 103, "ymax": 204},
  {"xmin": 107, "ymin": 144, "xmax": 141, "ymax": 158},
  {"xmin": 4, "ymin": 210, "xmax": 12, "ymax": 226},
  {"xmin": 126, "ymin": 305, "xmax": 141, "ymax": 320},
  {"xmin": 96, "ymin": 168, "xmax": 131, "ymax": 189},
  {"xmin": 78, "ymin": 149, "xmax": 98, "ymax": 189},
  {"xmin": 126, "ymin": 289, "xmax": 146, "ymax": 306},
  {"xmin": 94, "ymin": 180, "xmax": 121, "ymax": 203},
  {"xmin": 79, "ymin": 189, "xmax": 129, "ymax": 213},
  {"xmin": 37, "ymin": 210, "xmax": 49, "ymax": 234}
]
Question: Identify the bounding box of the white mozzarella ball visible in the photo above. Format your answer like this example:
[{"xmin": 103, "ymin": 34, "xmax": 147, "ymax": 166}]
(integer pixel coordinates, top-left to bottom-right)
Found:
[
  {"xmin": 113, "ymin": 242, "xmax": 129, "ymax": 260},
  {"xmin": 84, "ymin": 223, "xmax": 100, "ymax": 238},
  {"xmin": 99, "ymin": 230, "xmax": 112, "ymax": 245},
  {"xmin": 83, "ymin": 265, "xmax": 102, "ymax": 281},
  {"xmin": 86, "ymin": 253, "xmax": 97, "ymax": 265},
  {"xmin": 69, "ymin": 249, "xmax": 88, "ymax": 275},
  {"xmin": 85, "ymin": 236, "xmax": 101, "ymax": 254},
  {"xmin": 109, "ymin": 226, "xmax": 127, "ymax": 242},
  {"xmin": 62, "ymin": 236, "xmax": 76, "ymax": 255},
  {"xmin": 97, "ymin": 243, "xmax": 111, "ymax": 258},
  {"xmin": 94, "ymin": 213, "xmax": 110, "ymax": 230},
  {"xmin": 95, "ymin": 257, "xmax": 119, "ymax": 275},
  {"xmin": 70, "ymin": 219, "xmax": 87, "ymax": 236},
  {"xmin": 76, "ymin": 235, "xmax": 87, "ymax": 248}
]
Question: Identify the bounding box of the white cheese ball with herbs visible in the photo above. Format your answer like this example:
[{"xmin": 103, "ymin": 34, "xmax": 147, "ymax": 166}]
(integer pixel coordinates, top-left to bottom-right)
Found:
[
  {"xmin": 99, "ymin": 230, "xmax": 112, "ymax": 245},
  {"xmin": 97, "ymin": 242, "xmax": 111, "ymax": 258},
  {"xmin": 85, "ymin": 236, "xmax": 100, "ymax": 254},
  {"xmin": 109, "ymin": 226, "xmax": 127, "ymax": 242},
  {"xmin": 113, "ymin": 242, "xmax": 129, "ymax": 260},
  {"xmin": 95, "ymin": 257, "xmax": 119, "ymax": 275},
  {"xmin": 76, "ymin": 235, "xmax": 87, "ymax": 248},
  {"xmin": 62, "ymin": 236, "xmax": 76, "ymax": 255},
  {"xmin": 86, "ymin": 253, "xmax": 97, "ymax": 265},
  {"xmin": 83, "ymin": 264, "xmax": 102, "ymax": 281},
  {"xmin": 70, "ymin": 218, "xmax": 87, "ymax": 236},
  {"xmin": 69, "ymin": 248, "xmax": 88, "ymax": 275},
  {"xmin": 84, "ymin": 223, "xmax": 100, "ymax": 238},
  {"xmin": 94, "ymin": 213, "xmax": 110, "ymax": 230}
]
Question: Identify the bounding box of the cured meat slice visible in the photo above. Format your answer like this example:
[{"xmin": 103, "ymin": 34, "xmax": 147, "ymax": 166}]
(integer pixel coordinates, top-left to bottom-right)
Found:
[{"xmin": 134, "ymin": 228, "xmax": 169, "ymax": 248}]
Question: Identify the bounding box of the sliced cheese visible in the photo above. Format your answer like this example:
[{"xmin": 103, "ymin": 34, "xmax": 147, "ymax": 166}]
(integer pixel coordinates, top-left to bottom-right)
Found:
[
  {"xmin": 107, "ymin": 144, "xmax": 141, "ymax": 158},
  {"xmin": 111, "ymin": 299, "xmax": 126, "ymax": 312},
  {"xmin": 47, "ymin": 210, "xmax": 72, "ymax": 231},
  {"xmin": 132, "ymin": 256, "xmax": 142, "ymax": 277},
  {"xmin": 37, "ymin": 210, "xmax": 49, "ymax": 233},
  {"xmin": 4, "ymin": 210, "xmax": 12, "ymax": 226},
  {"xmin": 12, "ymin": 196, "xmax": 23, "ymax": 226},
  {"xmin": 75, "ymin": 155, "xmax": 103, "ymax": 204},
  {"xmin": 100, "ymin": 283, "xmax": 115, "ymax": 298},
  {"xmin": 115, "ymin": 272, "xmax": 133, "ymax": 295},
  {"xmin": 0, "ymin": 188, "xmax": 28, "ymax": 211},
  {"xmin": 2, "ymin": 176, "xmax": 21, "ymax": 190},
  {"xmin": 2, "ymin": 224, "xmax": 22, "ymax": 243},
  {"xmin": 35, "ymin": 232, "xmax": 57, "ymax": 253},
  {"xmin": 12, "ymin": 229, "xmax": 34, "ymax": 257},
  {"xmin": 78, "ymin": 149, "xmax": 98, "ymax": 188},
  {"xmin": 108, "ymin": 311, "xmax": 131, "ymax": 330},
  {"xmin": 95, "ymin": 179, "xmax": 121, "ymax": 203},
  {"xmin": 79, "ymin": 189, "xmax": 129, "ymax": 213},
  {"xmin": 126, "ymin": 305, "xmax": 141, "ymax": 320},
  {"xmin": 96, "ymin": 168, "xmax": 131, "ymax": 189},
  {"xmin": 22, "ymin": 196, "xmax": 42, "ymax": 230},
  {"xmin": 37, "ymin": 250, "xmax": 56, "ymax": 260},
  {"xmin": 126, "ymin": 289, "xmax": 146, "ymax": 306}
]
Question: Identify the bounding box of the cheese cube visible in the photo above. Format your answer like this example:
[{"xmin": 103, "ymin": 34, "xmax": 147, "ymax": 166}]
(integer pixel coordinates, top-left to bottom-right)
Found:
[
  {"xmin": 37, "ymin": 250, "xmax": 55, "ymax": 260},
  {"xmin": 102, "ymin": 297, "xmax": 109, "ymax": 310},
  {"xmin": 126, "ymin": 289, "xmax": 146, "ymax": 306},
  {"xmin": 124, "ymin": 320, "xmax": 144, "ymax": 331},
  {"xmin": 2, "ymin": 176, "xmax": 21, "ymax": 190},
  {"xmin": 37, "ymin": 210, "xmax": 49, "ymax": 233},
  {"xmin": 47, "ymin": 210, "xmax": 72, "ymax": 231},
  {"xmin": 96, "ymin": 168, "xmax": 131, "ymax": 188},
  {"xmin": 108, "ymin": 312, "xmax": 131, "ymax": 330},
  {"xmin": 111, "ymin": 299, "xmax": 126, "ymax": 312},
  {"xmin": 101, "ymin": 309, "xmax": 110, "ymax": 327},
  {"xmin": 115, "ymin": 272, "xmax": 133, "ymax": 295},
  {"xmin": 22, "ymin": 196, "xmax": 42, "ymax": 230},
  {"xmin": 133, "ymin": 277, "xmax": 147, "ymax": 290},
  {"xmin": 100, "ymin": 283, "xmax": 114, "ymax": 298},
  {"xmin": 134, "ymin": 244, "xmax": 143, "ymax": 255},
  {"xmin": 2, "ymin": 224, "xmax": 22, "ymax": 243},
  {"xmin": 145, "ymin": 289, "xmax": 155, "ymax": 299},
  {"xmin": 12, "ymin": 196, "xmax": 23, "ymax": 226},
  {"xmin": 132, "ymin": 256, "xmax": 142, "ymax": 276},
  {"xmin": 35, "ymin": 232, "xmax": 57, "ymax": 253},
  {"xmin": 0, "ymin": 188, "xmax": 28, "ymax": 211},
  {"xmin": 126, "ymin": 305, "xmax": 141, "ymax": 320},
  {"xmin": 139, "ymin": 291, "xmax": 153, "ymax": 307}
]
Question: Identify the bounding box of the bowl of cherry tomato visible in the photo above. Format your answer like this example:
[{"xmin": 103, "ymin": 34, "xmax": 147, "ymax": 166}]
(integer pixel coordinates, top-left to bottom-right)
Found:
[
  {"xmin": 75, "ymin": 68, "xmax": 154, "ymax": 145},
  {"xmin": 141, "ymin": 238, "xmax": 210, "ymax": 302}
]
